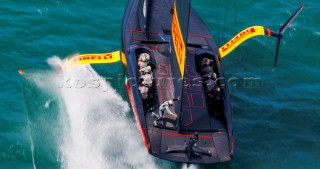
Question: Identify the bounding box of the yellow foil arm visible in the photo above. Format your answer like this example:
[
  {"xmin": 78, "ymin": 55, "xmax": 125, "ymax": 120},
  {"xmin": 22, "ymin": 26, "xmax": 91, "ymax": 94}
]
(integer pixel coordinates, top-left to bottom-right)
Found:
[
  {"xmin": 219, "ymin": 26, "xmax": 266, "ymax": 58},
  {"xmin": 65, "ymin": 51, "xmax": 121, "ymax": 70}
]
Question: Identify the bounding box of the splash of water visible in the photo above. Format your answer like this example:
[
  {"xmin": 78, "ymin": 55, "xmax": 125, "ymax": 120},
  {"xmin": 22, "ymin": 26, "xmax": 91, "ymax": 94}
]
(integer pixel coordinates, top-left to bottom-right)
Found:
[
  {"xmin": 182, "ymin": 164, "xmax": 198, "ymax": 169},
  {"xmin": 46, "ymin": 56, "xmax": 158, "ymax": 169}
]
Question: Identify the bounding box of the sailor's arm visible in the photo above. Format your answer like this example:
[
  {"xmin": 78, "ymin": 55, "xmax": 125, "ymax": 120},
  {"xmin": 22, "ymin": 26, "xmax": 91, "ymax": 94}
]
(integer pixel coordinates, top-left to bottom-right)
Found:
[
  {"xmin": 165, "ymin": 106, "xmax": 177, "ymax": 118},
  {"xmin": 172, "ymin": 96, "xmax": 181, "ymax": 102},
  {"xmin": 165, "ymin": 106, "xmax": 175, "ymax": 115},
  {"xmin": 139, "ymin": 67, "xmax": 146, "ymax": 72}
]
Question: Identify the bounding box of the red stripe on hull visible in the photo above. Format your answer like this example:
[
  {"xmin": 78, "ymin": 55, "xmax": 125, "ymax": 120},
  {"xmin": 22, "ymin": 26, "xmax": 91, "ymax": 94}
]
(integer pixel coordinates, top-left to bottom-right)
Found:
[
  {"xmin": 162, "ymin": 132, "xmax": 212, "ymax": 139},
  {"xmin": 231, "ymin": 136, "xmax": 235, "ymax": 156},
  {"xmin": 125, "ymin": 80, "xmax": 150, "ymax": 150}
]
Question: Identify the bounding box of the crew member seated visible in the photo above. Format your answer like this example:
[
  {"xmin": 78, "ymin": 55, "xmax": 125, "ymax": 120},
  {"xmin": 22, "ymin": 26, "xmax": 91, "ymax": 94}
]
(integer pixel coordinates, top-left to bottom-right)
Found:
[
  {"xmin": 138, "ymin": 52, "xmax": 151, "ymax": 64},
  {"xmin": 139, "ymin": 65, "xmax": 152, "ymax": 75},
  {"xmin": 200, "ymin": 58, "xmax": 214, "ymax": 68},
  {"xmin": 205, "ymin": 79, "xmax": 216, "ymax": 97},
  {"xmin": 213, "ymin": 87, "xmax": 223, "ymax": 101},
  {"xmin": 140, "ymin": 73, "xmax": 153, "ymax": 88},
  {"xmin": 201, "ymin": 58, "xmax": 215, "ymax": 78},
  {"xmin": 201, "ymin": 58, "xmax": 218, "ymax": 93},
  {"xmin": 138, "ymin": 60, "xmax": 148, "ymax": 69},
  {"xmin": 202, "ymin": 72, "xmax": 217, "ymax": 80},
  {"xmin": 138, "ymin": 85, "xmax": 149, "ymax": 100}
]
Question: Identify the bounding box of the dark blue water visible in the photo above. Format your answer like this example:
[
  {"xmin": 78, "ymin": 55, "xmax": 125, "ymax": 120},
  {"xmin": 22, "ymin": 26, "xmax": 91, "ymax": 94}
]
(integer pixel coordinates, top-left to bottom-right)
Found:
[{"xmin": 1, "ymin": 0, "xmax": 319, "ymax": 169}]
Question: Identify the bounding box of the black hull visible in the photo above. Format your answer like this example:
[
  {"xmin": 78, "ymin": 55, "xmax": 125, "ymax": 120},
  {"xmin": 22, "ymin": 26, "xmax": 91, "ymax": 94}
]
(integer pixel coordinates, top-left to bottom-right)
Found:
[{"xmin": 121, "ymin": 0, "xmax": 233, "ymax": 164}]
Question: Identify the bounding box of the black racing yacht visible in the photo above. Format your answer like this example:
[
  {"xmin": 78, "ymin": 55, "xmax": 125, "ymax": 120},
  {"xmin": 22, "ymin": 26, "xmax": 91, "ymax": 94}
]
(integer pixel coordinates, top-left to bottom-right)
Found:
[
  {"xmin": 121, "ymin": 0, "xmax": 303, "ymax": 164},
  {"xmin": 122, "ymin": 0, "xmax": 233, "ymax": 163}
]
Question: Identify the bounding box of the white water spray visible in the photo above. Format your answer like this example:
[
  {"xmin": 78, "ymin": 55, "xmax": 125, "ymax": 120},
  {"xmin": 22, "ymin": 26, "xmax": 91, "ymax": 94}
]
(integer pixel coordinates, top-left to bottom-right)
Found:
[
  {"xmin": 46, "ymin": 56, "xmax": 158, "ymax": 169},
  {"xmin": 182, "ymin": 164, "xmax": 198, "ymax": 169}
]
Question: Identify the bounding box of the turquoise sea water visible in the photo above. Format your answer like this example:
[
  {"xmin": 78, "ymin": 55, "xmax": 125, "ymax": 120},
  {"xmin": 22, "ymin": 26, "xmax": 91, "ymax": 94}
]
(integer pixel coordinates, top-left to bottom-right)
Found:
[{"xmin": 1, "ymin": 0, "xmax": 319, "ymax": 169}]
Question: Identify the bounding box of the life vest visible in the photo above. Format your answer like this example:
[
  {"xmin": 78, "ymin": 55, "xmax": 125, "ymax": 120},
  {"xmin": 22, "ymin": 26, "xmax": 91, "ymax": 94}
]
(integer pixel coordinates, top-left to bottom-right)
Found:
[
  {"xmin": 159, "ymin": 101, "xmax": 170, "ymax": 111},
  {"xmin": 139, "ymin": 66, "xmax": 152, "ymax": 75},
  {"xmin": 138, "ymin": 61, "xmax": 147, "ymax": 69},
  {"xmin": 138, "ymin": 53, "xmax": 151, "ymax": 64},
  {"xmin": 139, "ymin": 86, "xmax": 149, "ymax": 99},
  {"xmin": 140, "ymin": 74, "xmax": 153, "ymax": 87}
]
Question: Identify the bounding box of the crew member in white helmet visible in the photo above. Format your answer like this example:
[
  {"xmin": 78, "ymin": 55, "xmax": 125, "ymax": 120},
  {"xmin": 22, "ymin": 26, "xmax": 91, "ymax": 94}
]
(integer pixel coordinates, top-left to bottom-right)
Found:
[
  {"xmin": 152, "ymin": 98, "xmax": 180, "ymax": 125},
  {"xmin": 138, "ymin": 52, "xmax": 151, "ymax": 64},
  {"xmin": 138, "ymin": 85, "xmax": 149, "ymax": 99},
  {"xmin": 140, "ymin": 73, "xmax": 153, "ymax": 88}
]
